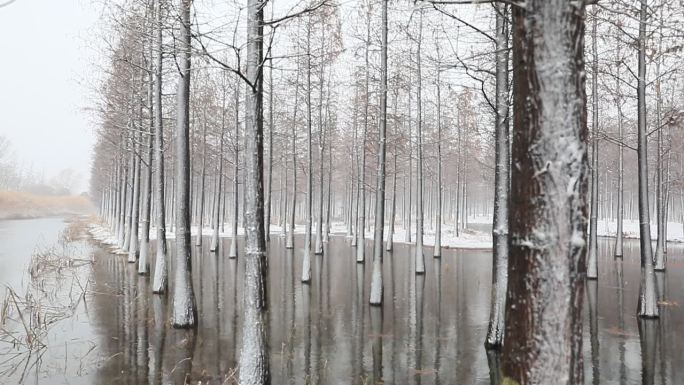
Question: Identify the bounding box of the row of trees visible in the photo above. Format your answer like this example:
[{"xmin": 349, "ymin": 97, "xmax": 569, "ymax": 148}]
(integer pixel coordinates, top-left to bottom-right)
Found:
[{"xmin": 89, "ymin": 0, "xmax": 684, "ymax": 383}]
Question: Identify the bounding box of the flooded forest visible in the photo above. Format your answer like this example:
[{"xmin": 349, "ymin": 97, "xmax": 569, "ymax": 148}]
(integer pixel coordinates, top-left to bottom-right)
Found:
[{"xmin": 1, "ymin": 0, "xmax": 684, "ymax": 384}]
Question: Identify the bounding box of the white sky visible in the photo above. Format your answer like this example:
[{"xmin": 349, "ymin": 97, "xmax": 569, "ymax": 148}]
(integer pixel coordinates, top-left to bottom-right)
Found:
[{"xmin": 0, "ymin": 0, "xmax": 103, "ymax": 193}]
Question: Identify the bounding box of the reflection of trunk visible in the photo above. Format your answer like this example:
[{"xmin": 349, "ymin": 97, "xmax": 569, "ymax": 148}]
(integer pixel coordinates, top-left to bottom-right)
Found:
[
  {"xmin": 587, "ymin": 10, "xmax": 599, "ymax": 280},
  {"xmin": 171, "ymin": 0, "xmax": 197, "ymax": 329},
  {"xmin": 615, "ymin": 258, "xmax": 626, "ymax": 385},
  {"xmin": 638, "ymin": 318, "xmax": 657, "ymax": 385},
  {"xmin": 485, "ymin": 2, "xmax": 510, "ymax": 350},
  {"xmin": 636, "ymin": 0, "xmax": 659, "ymax": 318},
  {"xmin": 587, "ymin": 280, "xmax": 599, "ymax": 385},
  {"xmin": 370, "ymin": 306, "xmax": 383, "ymax": 384},
  {"xmin": 237, "ymin": 1, "xmax": 270, "ymax": 381},
  {"xmin": 502, "ymin": 2, "xmax": 587, "ymax": 383},
  {"xmin": 486, "ymin": 349, "xmax": 503, "ymax": 385},
  {"xmin": 370, "ymin": 0, "xmax": 388, "ymax": 306},
  {"xmin": 414, "ymin": 10, "xmax": 424, "ymax": 275},
  {"xmin": 151, "ymin": 0, "xmax": 168, "ymax": 293}
]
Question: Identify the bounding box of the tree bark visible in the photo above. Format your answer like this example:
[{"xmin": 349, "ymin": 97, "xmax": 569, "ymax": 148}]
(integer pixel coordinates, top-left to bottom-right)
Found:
[
  {"xmin": 171, "ymin": 0, "xmax": 197, "ymax": 329},
  {"xmin": 586, "ymin": 9, "xmax": 599, "ymax": 280},
  {"xmin": 636, "ymin": 0, "xmax": 658, "ymax": 318},
  {"xmin": 370, "ymin": 0, "xmax": 388, "ymax": 306},
  {"xmin": 502, "ymin": 1, "xmax": 588, "ymax": 383},
  {"xmin": 484, "ymin": 2, "xmax": 509, "ymax": 350},
  {"xmin": 237, "ymin": 0, "xmax": 270, "ymax": 381},
  {"xmin": 415, "ymin": 9, "xmax": 425, "ymax": 274}
]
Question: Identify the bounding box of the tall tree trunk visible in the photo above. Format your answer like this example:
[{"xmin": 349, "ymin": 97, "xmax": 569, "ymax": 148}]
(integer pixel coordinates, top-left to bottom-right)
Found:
[
  {"xmin": 171, "ymin": 0, "xmax": 197, "ymax": 329},
  {"xmin": 139, "ymin": 29, "xmax": 154, "ymax": 275},
  {"xmin": 485, "ymin": 2, "xmax": 510, "ymax": 350},
  {"xmin": 434, "ymin": 42, "xmax": 443, "ymax": 259},
  {"xmin": 386, "ymin": 94, "xmax": 398, "ymax": 252},
  {"xmin": 654, "ymin": 6, "xmax": 665, "ymax": 271},
  {"xmin": 636, "ymin": 0, "xmax": 658, "ymax": 318},
  {"xmin": 614, "ymin": 43, "xmax": 624, "ymax": 258},
  {"xmin": 315, "ymin": 33, "xmax": 326, "ymax": 256},
  {"xmin": 229, "ymin": 74, "xmax": 241, "ymax": 258},
  {"xmin": 196, "ymin": 115, "xmax": 207, "ymax": 247},
  {"xmin": 415, "ymin": 9, "xmax": 425, "ymax": 275},
  {"xmin": 211, "ymin": 108, "xmax": 225, "ymax": 253},
  {"xmin": 151, "ymin": 0, "xmax": 169, "ymax": 293},
  {"xmin": 301, "ymin": 17, "xmax": 314, "ymax": 283},
  {"xmin": 265, "ymin": 54, "xmax": 274, "ymax": 242},
  {"xmin": 357, "ymin": 10, "xmax": 371, "ymax": 264},
  {"xmin": 237, "ymin": 0, "xmax": 270, "ymax": 381},
  {"xmin": 286, "ymin": 59, "xmax": 300, "ymax": 250},
  {"xmin": 502, "ymin": 1, "xmax": 588, "ymax": 383},
  {"xmin": 586, "ymin": 10, "xmax": 599, "ymax": 280},
  {"xmin": 128, "ymin": 130, "xmax": 141, "ymax": 263},
  {"xmin": 370, "ymin": 0, "xmax": 388, "ymax": 306}
]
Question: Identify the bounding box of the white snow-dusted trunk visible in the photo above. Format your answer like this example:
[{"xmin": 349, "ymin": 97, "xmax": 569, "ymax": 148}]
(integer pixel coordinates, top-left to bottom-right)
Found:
[
  {"xmin": 171, "ymin": 0, "xmax": 197, "ymax": 329},
  {"xmin": 237, "ymin": 0, "xmax": 270, "ymax": 382},
  {"xmin": 210, "ymin": 129, "xmax": 224, "ymax": 253},
  {"xmin": 151, "ymin": 0, "xmax": 168, "ymax": 294},
  {"xmin": 414, "ymin": 10, "xmax": 424, "ymax": 275},
  {"xmin": 586, "ymin": 12, "xmax": 599, "ymax": 280},
  {"xmin": 301, "ymin": 19, "xmax": 313, "ymax": 283},
  {"xmin": 138, "ymin": 50, "xmax": 154, "ymax": 275},
  {"xmin": 370, "ymin": 0, "xmax": 388, "ymax": 306},
  {"xmin": 654, "ymin": 9, "xmax": 666, "ymax": 271},
  {"xmin": 433, "ymin": 43, "xmax": 443, "ymax": 259},
  {"xmin": 195, "ymin": 119, "xmax": 207, "ymax": 247},
  {"xmin": 484, "ymin": 2, "xmax": 509, "ymax": 350},
  {"xmin": 636, "ymin": 0, "xmax": 658, "ymax": 319},
  {"xmin": 502, "ymin": 1, "xmax": 588, "ymax": 383},
  {"xmin": 614, "ymin": 43, "xmax": 624, "ymax": 258},
  {"xmin": 286, "ymin": 61, "xmax": 300, "ymax": 250},
  {"xmin": 229, "ymin": 74, "xmax": 240, "ymax": 259},
  {"xmin": 128, "ymin": 131, "xmax": 141, "ymax": 263}
]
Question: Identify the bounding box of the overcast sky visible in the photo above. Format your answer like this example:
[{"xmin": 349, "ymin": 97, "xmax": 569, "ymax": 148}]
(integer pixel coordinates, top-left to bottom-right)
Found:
[{"xmin": 0, "ymin": 0, "xmax": 103, "ymax": 193}]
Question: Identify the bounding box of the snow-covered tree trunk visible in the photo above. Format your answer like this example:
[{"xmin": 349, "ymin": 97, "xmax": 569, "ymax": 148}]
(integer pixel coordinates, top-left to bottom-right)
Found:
[
  {"xmin": 502, "ymin": 1, "xmax": 588, "ymax": 383},
  {"xmin": 357, "ymin": 10, "xmax": 371, "ymax": 264},
  {"xmin": 128, "ymin": 130, "xmax": 141, "ymax": 263},
  {"xmin": 484, "ymin": 2, "xmax": 509, "ymax": 350},
  {"xmin": 138, "ymin": 40, "xmax": 154, "ymax": 275},
  {"xmin": 654, "ymin": 8, "xmax": 666, "ymax": 271},
  {"xmin": 414, "ymin": 9, "xmax": 424, "ymax": 274},
  {"xmin": 636, "ymin": 0, "xmax": 658, "ymax": 319},
  {"xmin": 614, "ymin": 43, "xmax": 624, "ymax": 258},
  {"xmin": 264, "ymin": 54, "xmax": 274, "ymax": 242},
  {"xmin": 211, "ymin": 112, "xmax": 225, "ymax": 253},
  {"xmin": 196, "ymin": 117, "xmax": 207, "ymax": 247},
  {"xmin": 433, "ymin": 41, "xmax": 443, "ymax": 259},
  {"xmin": 151, "ymin": 0, "xmax": 169, "ymax": 294},
  {"xmin": 314, "ymin": 35, "xmax": 326, "ymax": 256},
  {"xmin": 171, "ymin": 0, "xmax": 197, "ymax": 328},
  {"xmin": 301, "ymin": 18, "xmax": 313, "ymax": 283},
  {"xmin": 370, "ymin": 0, "xmax": 388, "ymax": 306},
  {"xmin": 237, "ymin": 0, "xmax": 270, "ymax": 381},
  {"xmin": 286, "ymin": 61, "xmax": 300, "ymax": 250},
  {"xmin": 229, "ymin": 74, "xmax": 240, "ymax": 259},
  {"xmin": 586, "ymin": 10, "xmax": 599, "ymax": 280}
]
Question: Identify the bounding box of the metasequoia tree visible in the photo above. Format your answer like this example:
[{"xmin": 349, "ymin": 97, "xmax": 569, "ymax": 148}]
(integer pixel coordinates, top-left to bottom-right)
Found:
[
  {"xmin": 484, "ymin": 2, "xmax": 510, "ymax": 350},
  {"xmin": 369, "ymin": 0, "xmax": 388, "ymax": 306},
  {"xmin": 171, "ymin": 0, "xmax": 197, "ymax": 329},
  {"xmin": 586, "ymin": 8, "xmax": 599, "ymax": 280},
  {"xmin": 502, "ymin": 1, "xmax": 588, "ymax": 384},
  {"xmin": 237, "ymin": 0, "xmax": 270, "ymax": 381}
]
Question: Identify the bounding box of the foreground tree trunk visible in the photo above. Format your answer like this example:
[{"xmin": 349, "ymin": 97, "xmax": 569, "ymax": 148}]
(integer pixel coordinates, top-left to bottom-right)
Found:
[
  {"xmin": 369, "ymin": 0, "xmax": 388, "ymax": 306},
  {"xmin": 502, "ymin": 1, "xmax": 588, "ymax": 384},
  {"xmin": 614, "ymin": 44, "xmax": 624, "ymax": 258},
  {"xmin": 138, "ymin": 53, "xmax": 154, "ymax": 275},
  {"xmin": 301, "ymin": 18, "xmax": 313, "ymax": 283},
  {"xmin": 171, "ymin": 0, "xmax": 197, "ymax": 328},
  {"xmin": 414, "ymin": 9, "xmax": 425, "ymax": 274},
  {"xmin": 151, "ymin": 0, "xmax": 169, "ymax": 294},
  {"xmin": 237, "ymin": 0, "xmax": 270, "ymax": 382},
  {"xmin": 484, "ymin": 2, "xmax": 509, "ymax": 350},
  {"xmin": 636, "ymin": 0, "xmax": 658, "ymax": 318}
]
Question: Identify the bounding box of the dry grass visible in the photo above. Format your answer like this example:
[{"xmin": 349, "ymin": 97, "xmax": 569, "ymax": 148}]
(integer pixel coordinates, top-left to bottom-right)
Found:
[
  {"xmin": 0, "ymin": 217, "xmax": 93, "ymax": 379},
  {"xmin": 0, "ymin": 191, "xmax": 94, "ymax": 220}
]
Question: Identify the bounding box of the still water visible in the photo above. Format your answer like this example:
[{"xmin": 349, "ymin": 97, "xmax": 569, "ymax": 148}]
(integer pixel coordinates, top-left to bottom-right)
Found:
[{"xmin": 1, "ymin": 218, "xmax": 683, "ymax": 384}]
